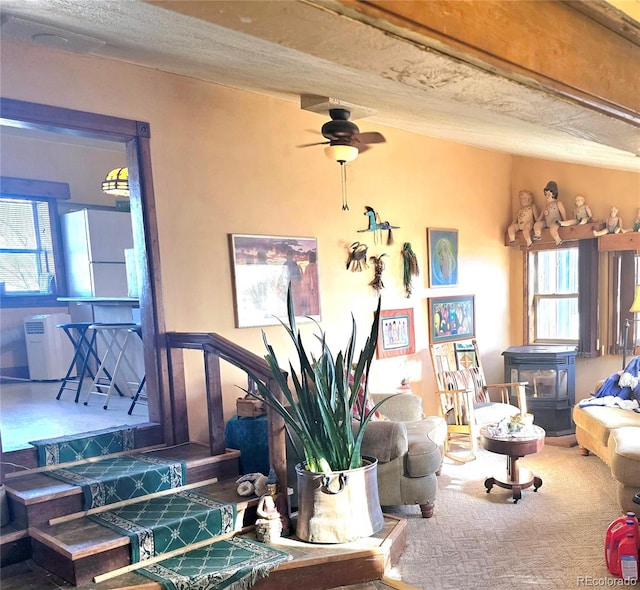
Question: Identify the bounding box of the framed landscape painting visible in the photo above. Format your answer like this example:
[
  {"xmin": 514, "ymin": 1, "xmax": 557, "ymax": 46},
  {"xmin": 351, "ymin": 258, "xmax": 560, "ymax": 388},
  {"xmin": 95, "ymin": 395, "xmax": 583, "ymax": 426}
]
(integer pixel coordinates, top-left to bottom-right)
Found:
[
  {"xmin": 427, "ymin": 228, "xmax": 459, "ymax": 287},
  {"xmin": 229, "ymin": 234, "xmax": 320, "ymax": 328},
  {"xmin": 428, "ymin": 294, "xmax": 475, "ymax": 344},
  {"xmin": 376, "ymin": 308, "xmax": 415, "ymax": 359}
]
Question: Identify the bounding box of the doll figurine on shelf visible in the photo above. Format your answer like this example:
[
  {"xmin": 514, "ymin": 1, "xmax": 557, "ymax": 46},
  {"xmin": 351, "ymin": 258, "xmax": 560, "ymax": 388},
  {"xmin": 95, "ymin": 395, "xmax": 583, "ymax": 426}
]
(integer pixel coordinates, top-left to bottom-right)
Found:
[
  {"xmin": 593, "ymin": 206, "xmax": 627, "ymax": 236},
  {"xmin": 633, "ymin": 208, "xmax": 640, "ymax": 232},
  {"xmin": 533, "ymin": 181, "xmax": 566, "ymax": 246},
  {"xmin": 507, "ymin": 189, "xmax": 538, "ymax": 247},
  {"xmin": 559, "ymin": 194, "xmax": 592, "ymax": 226}
]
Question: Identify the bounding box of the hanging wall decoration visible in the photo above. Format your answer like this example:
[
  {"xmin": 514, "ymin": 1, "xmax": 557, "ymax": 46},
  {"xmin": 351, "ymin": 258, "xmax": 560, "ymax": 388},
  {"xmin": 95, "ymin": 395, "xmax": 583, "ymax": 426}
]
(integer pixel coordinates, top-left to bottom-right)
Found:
[
  {"xmin": 346, "ymin": 241, "xmax": 369, "ymax": 272},
  {"xmin": 369, "ymin": 253, "xmax": 386, "ymax": 292},
  {"xmin": 358, "ymin": 206, "xmax": 400, "ymax": 245},
  {"xmin": 401, "ymin": 242, "xmax": 419, "ymax": 298}
]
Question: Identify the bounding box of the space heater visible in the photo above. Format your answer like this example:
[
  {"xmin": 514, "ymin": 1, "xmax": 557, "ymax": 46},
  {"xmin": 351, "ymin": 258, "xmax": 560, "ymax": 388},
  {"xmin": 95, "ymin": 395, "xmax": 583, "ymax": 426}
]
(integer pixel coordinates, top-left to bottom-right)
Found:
[{"xmin": 23, "ymin": 313, "xmax": 75, "ymax": 381}]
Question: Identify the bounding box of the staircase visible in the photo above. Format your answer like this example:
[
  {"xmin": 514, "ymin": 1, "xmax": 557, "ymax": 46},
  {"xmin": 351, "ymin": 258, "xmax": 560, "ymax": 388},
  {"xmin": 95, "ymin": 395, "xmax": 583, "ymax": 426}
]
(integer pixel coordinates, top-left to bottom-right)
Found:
[
  {"xmin": 0, "ymin": 332, "xmax": 407, "ymax": 589},
  {"xmin": 1, "ymin": 442, "xmax": 246, "ymax": 586}
]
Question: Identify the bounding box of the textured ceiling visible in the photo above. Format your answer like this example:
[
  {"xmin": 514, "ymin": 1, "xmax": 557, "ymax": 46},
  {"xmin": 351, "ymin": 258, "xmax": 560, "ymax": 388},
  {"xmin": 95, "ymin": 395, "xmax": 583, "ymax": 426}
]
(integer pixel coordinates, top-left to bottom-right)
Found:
[{"xmin": 1, "ymin": 0, "xmax": 639, "ymax": 172}]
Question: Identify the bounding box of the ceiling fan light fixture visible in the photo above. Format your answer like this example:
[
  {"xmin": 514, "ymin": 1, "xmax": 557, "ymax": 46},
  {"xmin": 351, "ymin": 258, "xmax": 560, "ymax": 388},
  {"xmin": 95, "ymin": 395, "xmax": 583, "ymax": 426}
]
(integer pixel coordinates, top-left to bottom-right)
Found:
[
  {"xmin": 102, "ymin": 167, "xmax": 129, "ymax": 196},
  {"xmin": 324, "ymin": 144, "xmax": 358, "ymax": 164}
]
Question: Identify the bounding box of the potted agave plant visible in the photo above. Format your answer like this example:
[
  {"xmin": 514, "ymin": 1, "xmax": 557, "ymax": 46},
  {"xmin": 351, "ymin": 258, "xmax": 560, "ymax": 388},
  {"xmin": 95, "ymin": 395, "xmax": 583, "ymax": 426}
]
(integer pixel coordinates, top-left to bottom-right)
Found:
[{"xmin": 244, "ymin": 287, "xmax": 388, "ymax": 543}]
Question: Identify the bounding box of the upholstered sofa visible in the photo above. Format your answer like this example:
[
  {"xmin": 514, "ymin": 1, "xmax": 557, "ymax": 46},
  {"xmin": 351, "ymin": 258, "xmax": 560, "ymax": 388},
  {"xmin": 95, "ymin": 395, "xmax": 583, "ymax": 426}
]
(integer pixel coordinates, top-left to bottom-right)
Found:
[{"xmin": 572, "ymin": 376, "xmax": 640, "ymax": 514}]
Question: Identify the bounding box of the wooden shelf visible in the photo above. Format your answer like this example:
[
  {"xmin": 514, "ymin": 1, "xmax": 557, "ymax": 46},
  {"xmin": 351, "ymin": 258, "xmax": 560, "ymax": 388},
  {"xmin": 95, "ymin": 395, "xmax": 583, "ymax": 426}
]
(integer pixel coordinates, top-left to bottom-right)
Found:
[
  {"xmin": 506, "ymin": 222, "xmax": 640, "ymax": 252},
  {"xmin": 505, "ymin": 221, "xmax": 604, "ymax": 250},
  {"xmin": 598, "ymin": 231, "xmax": 640, "ymax": 253}
]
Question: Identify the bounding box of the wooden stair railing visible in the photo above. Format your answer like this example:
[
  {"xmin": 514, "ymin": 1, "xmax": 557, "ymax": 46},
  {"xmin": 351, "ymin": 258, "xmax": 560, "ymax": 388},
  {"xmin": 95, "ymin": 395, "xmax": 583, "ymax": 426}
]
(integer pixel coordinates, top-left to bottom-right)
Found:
[{"xmin": 166, "ymin": 332, "xmax": 287, "ymax": 505}]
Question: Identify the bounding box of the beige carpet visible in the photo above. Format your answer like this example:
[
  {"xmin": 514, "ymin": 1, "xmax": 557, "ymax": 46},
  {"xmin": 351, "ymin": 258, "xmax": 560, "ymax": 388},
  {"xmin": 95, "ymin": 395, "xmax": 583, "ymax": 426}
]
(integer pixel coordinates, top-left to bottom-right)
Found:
[{"xmin": 383, "ymin": 443, "xmax": 631, "ymax": 590}]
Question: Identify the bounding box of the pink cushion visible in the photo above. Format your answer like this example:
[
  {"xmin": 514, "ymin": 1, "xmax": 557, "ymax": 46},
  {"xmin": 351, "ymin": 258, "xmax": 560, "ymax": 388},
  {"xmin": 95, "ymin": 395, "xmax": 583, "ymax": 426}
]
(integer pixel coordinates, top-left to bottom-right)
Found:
[{"xmin": 351, "ymin": 373, "xmax": 383, "ymax": 420}]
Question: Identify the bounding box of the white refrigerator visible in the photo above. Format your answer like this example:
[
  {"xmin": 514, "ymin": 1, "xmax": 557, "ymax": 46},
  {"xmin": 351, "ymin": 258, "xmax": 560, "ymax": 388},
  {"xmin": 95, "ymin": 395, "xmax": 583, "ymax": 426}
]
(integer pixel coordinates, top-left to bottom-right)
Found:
[{"xmin": 61, "ymin": 209, "xmax": 134, "ymax": 297}]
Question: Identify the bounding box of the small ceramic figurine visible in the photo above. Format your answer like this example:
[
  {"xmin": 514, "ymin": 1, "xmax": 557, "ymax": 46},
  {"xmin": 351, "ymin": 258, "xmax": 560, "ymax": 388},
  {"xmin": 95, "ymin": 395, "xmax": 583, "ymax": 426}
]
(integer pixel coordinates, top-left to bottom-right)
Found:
[
  {"xmin": 533, "ymin": 181, "xmax": 566, "ymax": 246},
  {"xmin": 593, "ymin": 206, "xmax": 627, "ymax": 236},
  {"xmin": 559, "ymin": 194, "xmax": 593, "ymax": 226},
  {"xmin": 633, "ymin": 208, "xmax": 640, "ymax": 232},
  {"xmin": 255, "ymin": 494, "xmax": 282, "ymax": 542},
  {"xmin": 507, "ymin": 189, "xmax": 538, "ymax": 247}
]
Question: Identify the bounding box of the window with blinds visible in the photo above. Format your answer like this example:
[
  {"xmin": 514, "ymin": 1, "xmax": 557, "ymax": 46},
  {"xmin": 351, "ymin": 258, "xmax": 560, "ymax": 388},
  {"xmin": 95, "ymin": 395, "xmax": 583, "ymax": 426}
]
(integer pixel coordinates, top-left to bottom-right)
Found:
[
  {"xmin": 0, "ymin": 197, "xmax": 59, "ymax": 302},
  {"xmin": 528, "ymin": 247, "xmax": 579, "ymax": 343}
]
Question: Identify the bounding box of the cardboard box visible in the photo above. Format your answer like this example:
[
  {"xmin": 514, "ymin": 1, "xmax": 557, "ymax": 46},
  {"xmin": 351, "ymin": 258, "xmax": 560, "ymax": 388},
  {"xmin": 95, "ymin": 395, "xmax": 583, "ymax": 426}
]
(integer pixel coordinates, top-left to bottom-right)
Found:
[{"xmin": 236, "ymin": 397, "xmax": 266, "ymax": 417}]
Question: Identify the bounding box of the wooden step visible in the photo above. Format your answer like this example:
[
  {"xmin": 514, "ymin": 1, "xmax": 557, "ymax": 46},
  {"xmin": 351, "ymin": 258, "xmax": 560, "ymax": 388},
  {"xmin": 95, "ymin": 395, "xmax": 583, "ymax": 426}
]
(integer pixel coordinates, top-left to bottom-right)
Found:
[
  {"xmin": 28, "ymin": 479, "xmax": 257, "ymax": 586},
  {"xmin": 0, "ymin": 524, "xmax": 31, "ymax": 568},
  {"xmin": 1, "ymin": 516, "xmax": 406, "ymax": 590},
  {"xmin": 3, "ymin": 443, "xmax": 240, "ymax": 528}
]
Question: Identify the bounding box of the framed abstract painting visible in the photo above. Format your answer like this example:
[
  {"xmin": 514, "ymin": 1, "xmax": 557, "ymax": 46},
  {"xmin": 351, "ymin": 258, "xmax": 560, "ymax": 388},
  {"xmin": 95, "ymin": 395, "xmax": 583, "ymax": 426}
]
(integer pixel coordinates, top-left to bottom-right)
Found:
[{"xmin": 427, "ymin": 294, "xmax": 475, "ymax": 344}]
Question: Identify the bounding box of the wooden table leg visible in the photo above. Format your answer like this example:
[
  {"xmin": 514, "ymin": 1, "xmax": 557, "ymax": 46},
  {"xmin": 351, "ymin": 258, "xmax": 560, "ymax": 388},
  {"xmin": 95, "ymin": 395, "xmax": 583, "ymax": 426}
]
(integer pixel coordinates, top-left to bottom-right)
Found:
[{"xmin": 485, "ymin": 455, "xmax": 543, "ymax": 502}]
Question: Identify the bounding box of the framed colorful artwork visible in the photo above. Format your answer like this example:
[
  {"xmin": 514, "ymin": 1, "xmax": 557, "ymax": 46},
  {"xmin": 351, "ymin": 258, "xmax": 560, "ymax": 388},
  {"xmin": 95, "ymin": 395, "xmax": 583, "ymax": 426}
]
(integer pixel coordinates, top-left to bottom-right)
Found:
[
  {"xmin": 229, "ymin": 234, "xmax": 320, "ymax": 328},
  {"xmin": 377, "ymin": 308, "xmax": 415, "ymax": 359},
  {"xmin": 427, "ymin": 228, "xmax": 459, "ymax": 287},
  {"xmin": 427, "ymin": 294, "xmax": 475, "ymax": 344},
  {"xmin": 455, "ymin": 342, "xmax": 478, "ymax": 369}
]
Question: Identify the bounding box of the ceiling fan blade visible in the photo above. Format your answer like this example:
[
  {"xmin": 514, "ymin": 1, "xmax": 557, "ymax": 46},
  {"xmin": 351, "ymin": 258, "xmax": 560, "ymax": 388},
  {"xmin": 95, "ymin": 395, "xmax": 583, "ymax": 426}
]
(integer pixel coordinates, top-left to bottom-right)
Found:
[
  {"xmin": 296, "ymin": 140, "xmax": 330, "ymax": 148},
  {"xmin": 353, "ymin": 131, "xmax": 386, "ymax": 145}
]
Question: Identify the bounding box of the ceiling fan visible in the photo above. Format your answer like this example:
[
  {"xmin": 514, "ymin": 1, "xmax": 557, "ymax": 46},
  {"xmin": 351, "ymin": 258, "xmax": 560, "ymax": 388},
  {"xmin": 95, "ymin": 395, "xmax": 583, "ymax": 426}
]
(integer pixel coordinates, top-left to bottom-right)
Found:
[
  {"xmin": 298, "ymin": 108, "xmax": 386, "ymax": 162},
  {"xmin": 299, "ymin": 108, "xmax": 386, "ymax": 210}
]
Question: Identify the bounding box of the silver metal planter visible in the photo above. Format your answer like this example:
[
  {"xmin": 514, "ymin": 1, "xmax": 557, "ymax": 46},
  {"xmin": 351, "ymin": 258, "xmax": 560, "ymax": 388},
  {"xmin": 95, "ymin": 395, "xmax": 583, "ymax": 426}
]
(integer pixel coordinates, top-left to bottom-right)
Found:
[{"xmin": 295, "ymin": 456, "xmax": 384, "ymax": 543}]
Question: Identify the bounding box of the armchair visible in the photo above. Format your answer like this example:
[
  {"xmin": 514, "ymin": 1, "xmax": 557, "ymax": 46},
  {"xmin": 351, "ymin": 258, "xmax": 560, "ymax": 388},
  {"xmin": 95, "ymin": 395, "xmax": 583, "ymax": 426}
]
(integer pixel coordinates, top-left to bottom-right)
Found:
[
  {"xmin": 359, "ymin": 393, "xmax": 447, "ymax": 518},
  {"xmin": 430, "ymin": 339, "xmax": 527, "ymax": 462}
]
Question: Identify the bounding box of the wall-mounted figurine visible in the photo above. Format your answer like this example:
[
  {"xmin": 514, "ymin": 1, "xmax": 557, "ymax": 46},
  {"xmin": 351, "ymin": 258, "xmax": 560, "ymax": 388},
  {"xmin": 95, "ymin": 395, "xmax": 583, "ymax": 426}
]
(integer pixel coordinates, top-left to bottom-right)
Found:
[
  {"xmin": 401, "ymin": 242, "xmax": 419, "ymax": 298},
  {"xmin": 507, "ymin": 189, "xmax": 538, "ymax": 247},
  {"xmin": 369, "ymin": 253, "xmax": 386, "ymax": 292},
  {"xmin": 358, "ymin": 206, "xmax": 400, "ymax": 245},
  {"xmin": 346, "ymin": 241, "xmax": 369, "ymax": 272},
  {"xmin": 533, "ymin": 181, "xmax": 566, "ymax": 246},
  {"xmin": 593, "ymin": 206, "xmax": 627, "ymax": 236}
]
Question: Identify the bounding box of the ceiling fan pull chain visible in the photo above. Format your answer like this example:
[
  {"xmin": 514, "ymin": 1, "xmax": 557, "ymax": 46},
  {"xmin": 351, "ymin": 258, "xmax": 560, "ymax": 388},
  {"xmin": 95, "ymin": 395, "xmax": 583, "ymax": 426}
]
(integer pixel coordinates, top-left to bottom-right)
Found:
[{"xmin": 341, "ymin": 162, "xmax": 349, "ymax": 211}]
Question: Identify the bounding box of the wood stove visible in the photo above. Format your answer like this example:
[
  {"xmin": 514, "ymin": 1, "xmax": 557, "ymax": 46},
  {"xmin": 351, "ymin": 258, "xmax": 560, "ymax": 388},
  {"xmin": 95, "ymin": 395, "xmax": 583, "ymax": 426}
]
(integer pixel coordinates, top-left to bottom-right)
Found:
[{"xmin": 502, "ymin": 345, "xmax": 577, "ymax": 436}]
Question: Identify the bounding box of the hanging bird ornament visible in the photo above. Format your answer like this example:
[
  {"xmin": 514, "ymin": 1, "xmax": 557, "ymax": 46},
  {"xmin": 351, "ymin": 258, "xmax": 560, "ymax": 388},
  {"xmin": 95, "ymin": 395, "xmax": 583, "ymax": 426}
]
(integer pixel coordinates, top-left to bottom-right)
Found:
[
  {"xmin": 346, "ymin": 241, "xmax": 369, "ymax": 272},
  {"xmin": 401, "ymin": 242, "xmax": 420, "ymax": 298},
  {"xmin": 357, "ymin": 206, "xmax": 400, "ymax": 245},
  {"xmin": 369, "ymin": 253, "xmax": 387, "ymax": 292}
]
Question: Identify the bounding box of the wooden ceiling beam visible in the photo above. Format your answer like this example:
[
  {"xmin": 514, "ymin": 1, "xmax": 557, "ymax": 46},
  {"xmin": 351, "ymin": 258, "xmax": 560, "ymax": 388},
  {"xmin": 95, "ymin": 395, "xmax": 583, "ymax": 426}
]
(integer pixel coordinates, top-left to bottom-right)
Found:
[{"xmin": 325, "ymin": 0, "xmax": 640, "ymax": 125}]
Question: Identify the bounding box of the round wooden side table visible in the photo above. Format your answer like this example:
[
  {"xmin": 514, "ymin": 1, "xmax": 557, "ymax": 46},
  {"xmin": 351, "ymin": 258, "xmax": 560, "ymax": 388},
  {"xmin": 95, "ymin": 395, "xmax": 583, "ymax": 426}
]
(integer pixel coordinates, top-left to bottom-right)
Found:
[{"xmin": 480, "ymin": 424, "xmax": 545, "ymax": 503}]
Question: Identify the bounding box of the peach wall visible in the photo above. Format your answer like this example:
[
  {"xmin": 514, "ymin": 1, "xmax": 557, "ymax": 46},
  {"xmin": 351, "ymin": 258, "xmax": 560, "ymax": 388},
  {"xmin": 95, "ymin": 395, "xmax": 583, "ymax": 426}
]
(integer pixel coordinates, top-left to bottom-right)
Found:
[
  {"xmin": 2, "ymin": 38, "xmax": 635, "ymax": 443},
  {"xmin": 510, "ymin": 157, "xmax": 640, "ymax": 399}
]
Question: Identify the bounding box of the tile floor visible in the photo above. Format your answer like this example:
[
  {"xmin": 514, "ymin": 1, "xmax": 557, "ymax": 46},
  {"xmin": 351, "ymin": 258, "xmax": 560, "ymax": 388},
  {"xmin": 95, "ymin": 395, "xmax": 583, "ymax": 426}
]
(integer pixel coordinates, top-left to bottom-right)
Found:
[{"xmin": 0, "ymin": 378, "xmax": 149, "ymax": 452}]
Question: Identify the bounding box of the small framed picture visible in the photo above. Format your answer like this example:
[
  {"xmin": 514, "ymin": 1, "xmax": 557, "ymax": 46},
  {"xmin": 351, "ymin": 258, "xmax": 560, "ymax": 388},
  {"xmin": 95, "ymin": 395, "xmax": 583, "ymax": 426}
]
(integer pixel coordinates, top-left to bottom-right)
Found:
[
  {"xmin": 455, "ymin": 342, "xmax": 478, "ymax": 369},
  {"xmin": 427, "ymin": 228, "xmax": 459, "ymax": 287},
  {"xmin": 377, "ymin": 308, "xmax": 415, "ymax": 359},
  {"xmin": 428, "ymin": 294, "xmax": 475, "ymax": 344}
]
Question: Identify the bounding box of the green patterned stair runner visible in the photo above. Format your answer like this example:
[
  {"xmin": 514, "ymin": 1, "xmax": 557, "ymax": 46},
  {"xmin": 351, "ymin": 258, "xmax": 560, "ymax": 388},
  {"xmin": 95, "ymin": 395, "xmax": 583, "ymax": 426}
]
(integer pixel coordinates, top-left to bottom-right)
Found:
[
  {"xmin": 29, "ymin": 426, "xmax": 136, "ymax": 466},
  {"xmin": 89, "ymin": 490, "xmax": 236, "ymax": 562},
  {"xmin": 46, "ymin": 453, "xmax": 186, "ymax": 510},
  {"xmin": 137, "ymin": 536, "xmax": 290, "ymax": 590}
]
